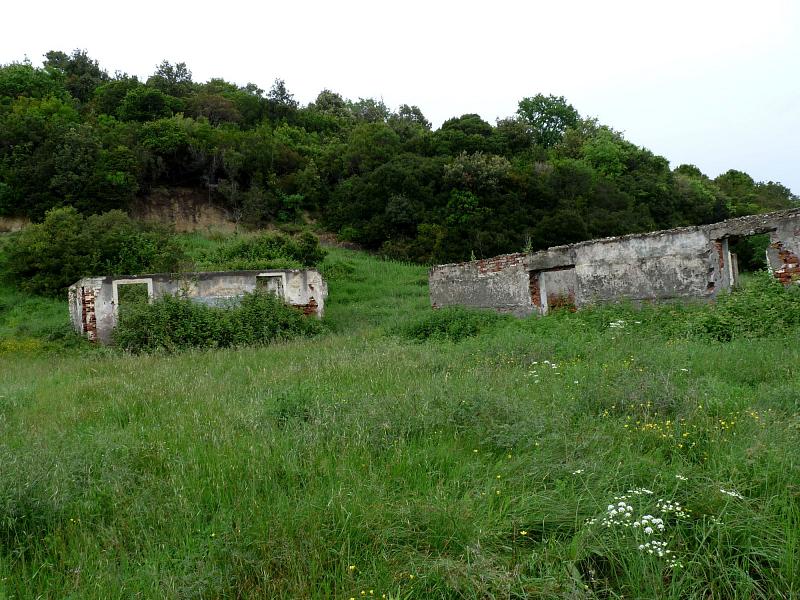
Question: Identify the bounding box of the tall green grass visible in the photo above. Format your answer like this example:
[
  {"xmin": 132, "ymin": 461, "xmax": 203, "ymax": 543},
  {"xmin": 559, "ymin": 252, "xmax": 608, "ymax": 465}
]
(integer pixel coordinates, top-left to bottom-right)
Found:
[{"xmin": 0, "ymin": 232, "xmax": 798, "ymax": 598}]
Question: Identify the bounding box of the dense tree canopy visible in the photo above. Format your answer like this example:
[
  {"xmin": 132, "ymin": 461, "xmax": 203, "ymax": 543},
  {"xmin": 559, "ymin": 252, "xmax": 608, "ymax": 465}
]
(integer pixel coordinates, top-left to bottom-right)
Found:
[{"xmin": 0, "ymin": 51, "xmax": 797, "ymax": 264}]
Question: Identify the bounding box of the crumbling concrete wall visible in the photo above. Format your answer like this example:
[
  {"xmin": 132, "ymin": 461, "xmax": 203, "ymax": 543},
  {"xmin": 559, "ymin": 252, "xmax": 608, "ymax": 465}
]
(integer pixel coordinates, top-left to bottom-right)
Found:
[
  {"xmin": 430, "ymin": 208, "xmax": 800, "ymax": 316},
  {"xmin": 68, "ymin": 269, "xmax": 327, "ymax": 344},
  {"xmin": 429, "ymin": 253, "xmax": 531, "ymax": 316}
]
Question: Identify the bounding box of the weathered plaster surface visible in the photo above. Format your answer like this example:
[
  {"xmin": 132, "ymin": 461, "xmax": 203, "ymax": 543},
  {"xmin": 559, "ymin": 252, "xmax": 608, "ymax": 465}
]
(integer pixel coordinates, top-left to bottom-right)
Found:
[
  {"xmin": 430, "ymin": 208, "xmax": 800, "ymax": 316},
  {"xmin": 68, "ymin": 269, "xmax": 327, "ymax": 344}
]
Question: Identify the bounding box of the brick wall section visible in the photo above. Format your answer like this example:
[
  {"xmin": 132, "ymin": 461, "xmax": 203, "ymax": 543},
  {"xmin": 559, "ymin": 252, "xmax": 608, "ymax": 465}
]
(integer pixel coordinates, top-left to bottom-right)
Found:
[
  {"xmin": 476, "ymin": 253, "xmax": 526, "ymax": 275},
  {"xmin": 771, "ymin": 241, "xmax": 800, "ymax": 284},
  {"xmin": 529, "ymin": 272, "xmax": 541, "ymax": 307},
  {"xmin": 81, "ymin": 287, "xmax": 97, "ymax": 342},
  {"xmin": 548, "ymin": 291, "xmax": 577, "ymax": 311},
  {"xmin": 298, "ymin": 297, "xmax": 319, "ymax": 316},
  {"xmin": 714, "ymin": 240, "xmax": 724, "ymax": 272}
]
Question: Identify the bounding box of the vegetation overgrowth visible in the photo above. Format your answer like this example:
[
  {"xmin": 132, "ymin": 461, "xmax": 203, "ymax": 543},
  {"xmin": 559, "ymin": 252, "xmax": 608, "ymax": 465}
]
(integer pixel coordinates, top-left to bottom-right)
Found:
[
  {"xmin": 5, "ymin": 207, "xmax": 184, "ymax": 296},
  {"xmin": 3, "ymin": 209, "xmax": 327, "ymax": 296},
  {"xmin": 1, "ymin": 51, "xmax": 797, "ymax": 267},
  {"xmin": 1, "ymin": 230, "xmax": 798, "ymax": 598},
  {"xmin": 114, "ymin": 291, "xmax": 322, "ymax": 352},
  {"xmin": 394, "ymin": 305, "xmax": 510, "ymax": 343}
]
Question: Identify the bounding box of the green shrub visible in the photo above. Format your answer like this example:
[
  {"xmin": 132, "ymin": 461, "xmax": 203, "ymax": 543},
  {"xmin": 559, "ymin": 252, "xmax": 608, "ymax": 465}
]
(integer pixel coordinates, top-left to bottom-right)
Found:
[
  {"xmin": 696, "ymin": 272, "xmax": 800, "ymax": 341},
  {"xmin": 394, "ymin": 306, "xmax": 508, "ymax": 342},
  {"xmin": 195, "ymin": 231, "xmax": 326, "ymax": 271},
  {"xmin": 114, "ymin": 290, "xmax": 321, "ymax": 352},
  {"xmin": 5, "ymin": 207, "xmax": 185, "ymax": 296}
]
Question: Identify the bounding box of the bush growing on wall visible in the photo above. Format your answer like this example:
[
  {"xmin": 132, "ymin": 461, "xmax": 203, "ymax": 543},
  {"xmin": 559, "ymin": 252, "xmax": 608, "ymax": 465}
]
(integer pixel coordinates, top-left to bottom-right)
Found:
[
  {"xmin": 113, "ymin": 290, "xmax": 321, "ymax": 352},
  {"xmin": 5, "ymin": 207, "xmax": 186, "ymax": 296}
]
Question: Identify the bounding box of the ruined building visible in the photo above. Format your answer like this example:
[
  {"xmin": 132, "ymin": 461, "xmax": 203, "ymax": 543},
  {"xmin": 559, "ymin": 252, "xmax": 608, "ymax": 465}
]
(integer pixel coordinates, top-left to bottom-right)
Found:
[
  {"xmin": 69, "ymin": 269, "xmax": 327, "ymax": 344},
  {"xmin": 429, "ymin": 208, "xmax": 800, "ymax": 316}
]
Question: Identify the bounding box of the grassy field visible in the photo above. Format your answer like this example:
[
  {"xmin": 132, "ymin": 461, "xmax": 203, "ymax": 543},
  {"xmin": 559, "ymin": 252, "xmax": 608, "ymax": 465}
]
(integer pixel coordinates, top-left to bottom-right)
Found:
[{"xmin": 0, "ymin": 234, "xmax": 799, "ymax": 598}]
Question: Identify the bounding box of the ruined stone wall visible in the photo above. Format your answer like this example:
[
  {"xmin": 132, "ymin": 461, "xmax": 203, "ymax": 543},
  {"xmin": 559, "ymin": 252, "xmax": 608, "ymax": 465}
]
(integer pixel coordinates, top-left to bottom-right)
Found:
[
  {"xmin": 429, "ymin": 253, "xmax": 533, "ymax": 316},
  {"xmin": 68, "ymin": 269, "xmax": 327, "ymax": 344},
  {"xmin": 571, "ymin": 229, "xmax": 717, "ymax": 305},
  {"xmin": 429, "ymin": 208, "xmax": 800, "ymax": 316}
]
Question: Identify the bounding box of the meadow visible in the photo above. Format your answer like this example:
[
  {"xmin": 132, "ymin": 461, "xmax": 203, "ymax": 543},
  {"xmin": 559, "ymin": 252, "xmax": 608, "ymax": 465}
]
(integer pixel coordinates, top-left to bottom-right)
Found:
[{"xmin": 0, "ymin": 234, "xmax": 799, "ymax": 599}]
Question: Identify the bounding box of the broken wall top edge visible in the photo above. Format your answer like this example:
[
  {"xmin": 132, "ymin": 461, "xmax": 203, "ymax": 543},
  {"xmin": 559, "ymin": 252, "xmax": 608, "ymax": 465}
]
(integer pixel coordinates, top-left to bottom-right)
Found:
[
  {"xmin": 429, "ymin": 207, "xmax": 800, "ymax": 273},
  {"xmin": 68, "ymin": 268, "xmax": 324, "ymax": 289}
]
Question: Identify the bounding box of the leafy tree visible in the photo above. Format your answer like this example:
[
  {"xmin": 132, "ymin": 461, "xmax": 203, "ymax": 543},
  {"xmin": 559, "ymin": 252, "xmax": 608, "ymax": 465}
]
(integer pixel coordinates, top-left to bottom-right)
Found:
[
  {"xmin": 533, "ymin": 208, "xmax": 589, "ymax": 248},
  {"xmin": 6, "ymin": 207, "xmax": 184, "ymax": 295},
  {"xmin": 43, "ymin": 49, "xmax": 108, "ymax": 103},
  {"xmin": 517, "ymin": 94, "xmax": 580, "ymax": 148},
  {"xmin": 445, "ymin": 189, "xmax": 487, "ymax": 227},
  {"xmin": 48, "ymin": 124, "xmax": 138, "ymax": 214},
  {"xmin": 674, "ymin": 163, "xmax": 703, "ymax": 178},
  {"xmin": 714, "ymin": 170, "xmax": 798, "ymax": 215},
  {"xmin": 435, "ymin": 114, "xmax": 494, "ymax": 154},
  {"xmin": 443, "ymin": 151, "xmax": 511, "ymax": 193},
  {"xmin": 117, "ymin": 86, "xmax": 174, "ymax": 122},
  {"xmin": 0, "ymin": 95, "xmax": 80, "ymax": 217},
  {"xmin": 267, "ymin": 79, "xmax": 298, "ymax": 109},
  {"xmin": 187, "ymin": 93, "xmax": 242, "ymax": 125},
  {"xmin": 388, "ymin": 104, "xmax": 432, "ymax": 144},
  {"xmin": 384, "ymin": 193, "xmax": 421, "ymax": 234},
  {"xmin": 344, "ymin": 122, "xmax": 401, "ymax": 174},
  {"xmin": 93, "ymin": 75, "xmax": 141, "ymax": 116},
  {"xmin": 581, "ymin": 127, "xmax": 630, "ymax": 178},
  {"xmin": 0, "ymin": 61, "xmax": 66, "ymax": 101},
  {"xmin": 394, "ymin": 104, "xmax": 431, "ymax": 130},
  {"xmin": 265, "ymin": 78, "xmax": 298, "ymax": 123},
  {"xmin": 754, "ymin": 181, "xmax": 799, "ymax": 211},
  {"xmin": 349, "ymin": 97, "xmax": 390, "ymax": 123},
  {"xmin": 494, "ymin": 117, "xmax": 534, "ymax": 155},
  {"xmin": 137, "ymin": 116, "xmax": 211, "ymax": 185},
  {"xmin": 309, "ymin": 89, "xmax": 349, "ymax": 118},
  {"xmin": 672, "ymin": 172, "xmax": 726, "ymax": 225},
  {"xmin": 147, "ymin": 60, "xmax": 193, "ymax": 98}
]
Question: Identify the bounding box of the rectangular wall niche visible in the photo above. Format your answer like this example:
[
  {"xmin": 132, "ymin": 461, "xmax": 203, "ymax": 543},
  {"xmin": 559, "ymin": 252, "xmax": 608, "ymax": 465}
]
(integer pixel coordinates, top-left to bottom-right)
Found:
[{"xmin": 256, "ymin": 273, "xmax": 286, "ymax": 299}]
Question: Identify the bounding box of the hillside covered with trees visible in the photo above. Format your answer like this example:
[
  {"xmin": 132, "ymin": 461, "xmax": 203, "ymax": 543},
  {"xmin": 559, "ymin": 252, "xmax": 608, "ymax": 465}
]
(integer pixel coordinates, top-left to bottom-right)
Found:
[{"xmin": 1, "ymin": 50, "xmax": 797, "ymax": 263}]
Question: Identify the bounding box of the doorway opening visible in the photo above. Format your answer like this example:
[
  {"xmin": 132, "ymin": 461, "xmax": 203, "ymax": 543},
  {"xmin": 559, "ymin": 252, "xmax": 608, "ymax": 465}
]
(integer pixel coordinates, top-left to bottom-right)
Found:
[
  {"xmin": 529, "ymin": 265, "xmax": 577, "ymax": 315},
  {"xmin": 728, "ymin": 233, "xmax": 771, "ymax": 275}
]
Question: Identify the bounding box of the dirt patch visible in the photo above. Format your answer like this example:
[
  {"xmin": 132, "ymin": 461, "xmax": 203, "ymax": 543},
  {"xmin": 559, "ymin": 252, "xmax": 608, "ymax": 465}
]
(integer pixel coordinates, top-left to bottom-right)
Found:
[
  {"xmin": 316, "ymin": 231, "xmax": 363, "ymax": 250},
  {"xmin": 0, "ymin": 216, "xmax": 30, "ymax": 232},
  {"xmin": 130, "ymin": 187, "xmax": 237, "ymax": 233}
]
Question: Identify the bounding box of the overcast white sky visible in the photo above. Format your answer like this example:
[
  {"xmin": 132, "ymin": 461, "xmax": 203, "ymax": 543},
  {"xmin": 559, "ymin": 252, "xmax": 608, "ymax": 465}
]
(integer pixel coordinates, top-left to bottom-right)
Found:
[{"xmin": 3, "ymin": 0, "xmax": 799, "ymax": 192}]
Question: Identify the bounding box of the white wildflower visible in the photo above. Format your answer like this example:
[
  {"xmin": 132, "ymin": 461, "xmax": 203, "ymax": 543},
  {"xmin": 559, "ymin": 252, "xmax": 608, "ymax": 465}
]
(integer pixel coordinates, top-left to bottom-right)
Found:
[{"xmin": 719, "ymin": 488, "xmax": 744, "ymax": 499}]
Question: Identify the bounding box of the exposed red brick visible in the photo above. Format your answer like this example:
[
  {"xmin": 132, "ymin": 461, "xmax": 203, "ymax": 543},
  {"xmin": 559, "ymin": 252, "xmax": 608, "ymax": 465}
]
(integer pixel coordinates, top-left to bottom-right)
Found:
[
  {"xmin": 529, "ymin": 272, "xmax": 541, "ymax": 307},
  {"xmin": 547, "ymin": 292, "xmax": 577, "ymax": 312},
  {"xmin": 81, "ymin": 287, "xmax": 97, "ymax": 342},
  {"xmin": 770, "ymin": 241, "xmax": 800, "ymax": 284},
  {"xmin": 714, "ymin": 240, "xmax": 724, "ymax": 273},
  {"xmin": 476, "ymin": 253, "xmax": 525, "ymax": 274},
  {"xmin": 298, "ymin": 297, "xmax": 319, "ymax": 316}
]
